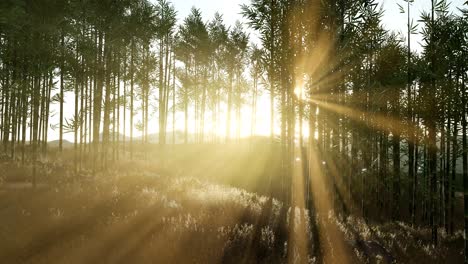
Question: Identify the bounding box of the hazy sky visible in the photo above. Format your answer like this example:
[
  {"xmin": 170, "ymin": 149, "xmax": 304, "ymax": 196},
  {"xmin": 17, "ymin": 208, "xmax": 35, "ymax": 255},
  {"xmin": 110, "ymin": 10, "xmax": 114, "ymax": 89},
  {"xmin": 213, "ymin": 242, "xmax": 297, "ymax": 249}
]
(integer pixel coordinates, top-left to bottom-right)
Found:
[
  {"xmin": 168, "ymin": 0, "xmax": 246, "ymax": 26},
  {"xmin": 167, "ymin": 0, "xmax": 466, "ymax": 50},
  {"xmin": 379, "ymin": 0, "xmax": 466, "ymax": 51}
]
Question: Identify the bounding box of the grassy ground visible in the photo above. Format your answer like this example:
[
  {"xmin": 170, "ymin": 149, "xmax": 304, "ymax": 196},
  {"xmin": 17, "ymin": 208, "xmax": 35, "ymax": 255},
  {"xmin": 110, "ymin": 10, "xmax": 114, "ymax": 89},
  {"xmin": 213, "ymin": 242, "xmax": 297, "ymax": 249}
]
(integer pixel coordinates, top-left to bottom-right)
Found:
[{"xmin": 0, "ymin": 155, "xmax": 464, "ymax": 263}]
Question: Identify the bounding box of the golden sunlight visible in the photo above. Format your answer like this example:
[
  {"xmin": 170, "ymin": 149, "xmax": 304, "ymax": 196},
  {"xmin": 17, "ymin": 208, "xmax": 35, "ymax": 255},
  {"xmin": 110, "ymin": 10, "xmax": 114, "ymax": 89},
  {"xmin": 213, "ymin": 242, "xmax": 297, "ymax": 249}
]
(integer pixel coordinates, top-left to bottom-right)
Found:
[
  {"xmin": 294, "ymin": 86, "xmax": 306, "ymax": 99},
  {"xmin": 1, "ymin": 0, "xmax": 466, "ymax": 263}
]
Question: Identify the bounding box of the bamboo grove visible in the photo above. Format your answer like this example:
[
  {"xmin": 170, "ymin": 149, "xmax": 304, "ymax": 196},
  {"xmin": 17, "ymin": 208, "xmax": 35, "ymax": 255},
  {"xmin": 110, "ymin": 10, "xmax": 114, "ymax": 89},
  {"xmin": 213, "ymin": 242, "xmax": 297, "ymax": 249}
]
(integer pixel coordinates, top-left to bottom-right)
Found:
[{"xmin": 1, "ymin": 0, "xmax": 468, "ymax": 255}]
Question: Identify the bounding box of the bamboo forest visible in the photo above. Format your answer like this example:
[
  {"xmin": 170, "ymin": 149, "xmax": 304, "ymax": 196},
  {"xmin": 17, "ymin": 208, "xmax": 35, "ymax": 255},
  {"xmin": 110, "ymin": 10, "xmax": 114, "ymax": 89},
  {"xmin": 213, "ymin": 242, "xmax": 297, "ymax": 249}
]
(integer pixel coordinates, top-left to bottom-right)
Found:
[{"xmin": 1, "ymin": 0, "xmax": 468, "ymax": 263}]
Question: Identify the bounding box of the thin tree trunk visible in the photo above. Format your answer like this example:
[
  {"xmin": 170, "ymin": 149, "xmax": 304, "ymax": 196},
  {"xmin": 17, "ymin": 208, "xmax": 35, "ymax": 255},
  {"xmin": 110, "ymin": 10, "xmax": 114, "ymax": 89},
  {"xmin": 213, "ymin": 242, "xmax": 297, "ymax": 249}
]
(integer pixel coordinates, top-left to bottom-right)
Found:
[
  {"xmin": 59, "ymin": 33, "xmax": 64, "ymax": 152},
  {"xmin": 130, "ymin": 38, "xmax": 135, "ymax": 159}
]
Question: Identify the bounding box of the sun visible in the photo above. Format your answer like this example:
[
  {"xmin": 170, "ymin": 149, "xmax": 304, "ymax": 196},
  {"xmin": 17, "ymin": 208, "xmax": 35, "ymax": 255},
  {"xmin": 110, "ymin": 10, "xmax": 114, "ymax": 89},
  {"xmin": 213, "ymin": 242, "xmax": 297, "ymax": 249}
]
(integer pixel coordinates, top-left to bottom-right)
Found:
[{"xmin": 294, "ymin": 86, "xmax": 306, "ymax": 99}]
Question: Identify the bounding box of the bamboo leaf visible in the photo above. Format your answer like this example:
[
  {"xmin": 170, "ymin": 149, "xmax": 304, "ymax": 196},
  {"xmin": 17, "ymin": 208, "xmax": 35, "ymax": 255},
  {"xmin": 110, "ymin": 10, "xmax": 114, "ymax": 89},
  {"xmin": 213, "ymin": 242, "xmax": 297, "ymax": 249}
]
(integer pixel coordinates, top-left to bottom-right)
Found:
[{"xmin": 397, "ymin": 3, "xmax": 405, "ymax": 14}]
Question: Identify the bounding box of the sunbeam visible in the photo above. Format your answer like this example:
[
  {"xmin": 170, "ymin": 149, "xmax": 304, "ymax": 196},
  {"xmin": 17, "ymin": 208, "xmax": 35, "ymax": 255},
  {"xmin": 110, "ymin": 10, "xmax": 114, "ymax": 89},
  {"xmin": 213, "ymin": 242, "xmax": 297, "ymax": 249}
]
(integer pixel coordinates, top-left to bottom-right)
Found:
[{"xmin": 1, "ymin": 0, "xmax": 467, "ymax": 263}]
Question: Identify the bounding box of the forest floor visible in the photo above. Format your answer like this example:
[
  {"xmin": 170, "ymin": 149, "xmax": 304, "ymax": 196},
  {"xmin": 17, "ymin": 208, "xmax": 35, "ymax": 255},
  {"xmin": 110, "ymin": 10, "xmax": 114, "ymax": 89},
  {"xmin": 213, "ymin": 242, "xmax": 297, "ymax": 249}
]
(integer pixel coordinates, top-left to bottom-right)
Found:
[{"xmin": 0, "ymin": 160, "xmax": 464, "ymax": 264}]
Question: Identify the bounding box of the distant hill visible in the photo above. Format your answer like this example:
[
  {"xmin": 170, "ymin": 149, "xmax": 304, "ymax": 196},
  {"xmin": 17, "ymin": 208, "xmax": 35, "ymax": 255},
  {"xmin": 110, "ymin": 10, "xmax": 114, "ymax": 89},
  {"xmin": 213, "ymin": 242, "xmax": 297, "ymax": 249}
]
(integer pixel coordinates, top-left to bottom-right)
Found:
[
  {"xmin": 98, "ymin": 132, "xmax": 131, "ymax": 142},
  {"xmin": 48, "ymin": 139, "xmax": 74, "ymax": 148},
  {"xmin": 93, "ymin": 130, "xmax": 196, "ymax": 144},
  {"xmin": 47, "ymin": 132, "xmax": 274, "ymax": 145}
]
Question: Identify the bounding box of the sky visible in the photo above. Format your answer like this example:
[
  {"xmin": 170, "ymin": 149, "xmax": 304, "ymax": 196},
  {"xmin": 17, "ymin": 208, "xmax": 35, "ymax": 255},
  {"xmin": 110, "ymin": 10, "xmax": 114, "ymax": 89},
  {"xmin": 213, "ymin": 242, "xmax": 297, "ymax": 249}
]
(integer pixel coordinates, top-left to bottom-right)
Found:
[
  {"xmin": 168, "ymin": 0, "xmax": 466, "ymax": 51},
  {"xmin": 168, "ymin": 0, "xmax": 246, "ymax": 26},
  {"xmin": 379, "ymin": 0, "xmax": 466, "ymax": 52},
  {"xmin": 52, "ymin": 0, "xmax": 467, "ymax": 142}
]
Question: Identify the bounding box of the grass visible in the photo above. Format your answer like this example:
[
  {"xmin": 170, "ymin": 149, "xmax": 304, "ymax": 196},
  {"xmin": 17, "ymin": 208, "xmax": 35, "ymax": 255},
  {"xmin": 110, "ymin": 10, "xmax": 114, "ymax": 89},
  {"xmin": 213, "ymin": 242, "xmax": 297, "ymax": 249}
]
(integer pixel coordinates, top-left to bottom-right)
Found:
[
  {"xmin": 0, "ymin": 148, "xmax": 464, "ymax": 263},
  {"xmin": 0, "ymin": 163, "xmax": 287, "ymax": 263}
]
